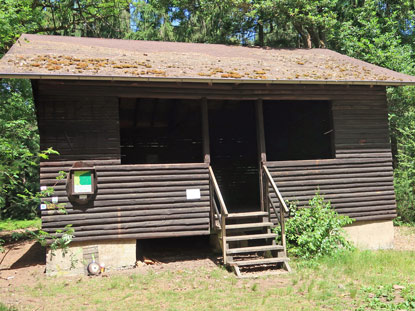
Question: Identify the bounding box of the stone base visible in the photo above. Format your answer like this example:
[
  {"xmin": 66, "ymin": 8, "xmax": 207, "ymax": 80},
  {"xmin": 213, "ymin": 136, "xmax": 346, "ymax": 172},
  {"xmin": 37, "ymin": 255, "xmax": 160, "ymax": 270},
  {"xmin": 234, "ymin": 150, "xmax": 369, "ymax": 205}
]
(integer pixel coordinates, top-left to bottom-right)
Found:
[
  {"xmin": 46, "ymin": 239, "xmax": 136, "ymax": 276},
  {"xmin": 344, "ymin": 220, "xmax": 394, "ymax": 250}
]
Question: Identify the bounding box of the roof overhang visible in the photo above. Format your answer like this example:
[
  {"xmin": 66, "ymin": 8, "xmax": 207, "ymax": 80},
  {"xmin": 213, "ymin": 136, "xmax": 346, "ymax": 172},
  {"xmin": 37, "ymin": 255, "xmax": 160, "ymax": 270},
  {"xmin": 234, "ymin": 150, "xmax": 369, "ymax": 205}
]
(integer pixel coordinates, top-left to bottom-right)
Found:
[{"xmin": 1, "ymin": 73, "xmax": 414, "ymax": 86}]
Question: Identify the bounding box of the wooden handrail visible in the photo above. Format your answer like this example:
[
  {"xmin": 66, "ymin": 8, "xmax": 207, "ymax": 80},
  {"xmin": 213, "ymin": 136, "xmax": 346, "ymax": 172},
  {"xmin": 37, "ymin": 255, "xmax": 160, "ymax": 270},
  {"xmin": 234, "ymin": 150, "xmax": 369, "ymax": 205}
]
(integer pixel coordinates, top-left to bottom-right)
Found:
[
  {"xmin": 263, "ymin": 164, "xmax": 288, "ymax": 255},
  {"xmin": 208, "ymin": 166, "xmax": 229, "ymax": 216},
  {"xmin": 208, "ymin": 166, "xmax": 228, "ymax": 265},
  {"xmin": 262, "ymin": 164, "xmax": 289, "ymax": 213}
]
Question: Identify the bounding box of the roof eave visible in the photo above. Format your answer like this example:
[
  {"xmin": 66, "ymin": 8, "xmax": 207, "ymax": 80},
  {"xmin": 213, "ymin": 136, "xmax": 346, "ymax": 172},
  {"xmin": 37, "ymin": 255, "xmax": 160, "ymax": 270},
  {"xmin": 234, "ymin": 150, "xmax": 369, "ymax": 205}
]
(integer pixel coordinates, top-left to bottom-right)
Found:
[{"xmin": 0, "ymin": 73, "xmax": 414, "ymax": 86}]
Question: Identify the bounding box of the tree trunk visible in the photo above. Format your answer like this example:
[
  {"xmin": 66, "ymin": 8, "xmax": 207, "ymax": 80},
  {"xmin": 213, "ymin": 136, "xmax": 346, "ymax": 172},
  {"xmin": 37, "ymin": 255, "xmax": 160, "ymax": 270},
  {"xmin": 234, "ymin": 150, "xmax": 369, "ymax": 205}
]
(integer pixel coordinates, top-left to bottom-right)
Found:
[
  {"xmin": 258, "ymin": 22, "xmax": 264, "ymax": 47},
  {"xmin": 293, "ymin": 23, "xmax": 312, "ymax": 48}
]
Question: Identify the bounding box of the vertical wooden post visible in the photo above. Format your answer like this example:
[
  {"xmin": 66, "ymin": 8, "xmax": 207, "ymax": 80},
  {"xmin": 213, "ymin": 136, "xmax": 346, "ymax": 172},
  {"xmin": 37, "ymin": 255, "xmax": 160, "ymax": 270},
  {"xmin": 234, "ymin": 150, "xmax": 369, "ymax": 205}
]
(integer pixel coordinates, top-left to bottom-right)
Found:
[
  {"xmin": 221, "ymin": 215, "xmax": 227, "ymax": 265},
  {"xmin": 202, "ymin": 98, "xmax": 210, "ymax": 164},
  {"xmin": 256, "ymin": 99, "xmax": 266, "ymax": 211},
  {"xmin": 280, "ymin": 207, "xmax": 286, "ymax": 256},
  {"xmin": 209, "ymin": 178, "xmax": 214, "ymax": 231},
  {"xmin": 203, "ymin": 98, "xmax": 214, "ymax": 232}
]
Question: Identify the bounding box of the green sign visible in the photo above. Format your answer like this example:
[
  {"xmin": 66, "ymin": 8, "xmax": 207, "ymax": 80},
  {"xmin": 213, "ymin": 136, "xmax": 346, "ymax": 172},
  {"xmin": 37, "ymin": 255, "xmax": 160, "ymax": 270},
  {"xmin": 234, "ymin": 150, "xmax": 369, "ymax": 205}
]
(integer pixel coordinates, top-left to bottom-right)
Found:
[{"xmin": 74, "ymin": 170, "xmax": 92, "ymax": 193}]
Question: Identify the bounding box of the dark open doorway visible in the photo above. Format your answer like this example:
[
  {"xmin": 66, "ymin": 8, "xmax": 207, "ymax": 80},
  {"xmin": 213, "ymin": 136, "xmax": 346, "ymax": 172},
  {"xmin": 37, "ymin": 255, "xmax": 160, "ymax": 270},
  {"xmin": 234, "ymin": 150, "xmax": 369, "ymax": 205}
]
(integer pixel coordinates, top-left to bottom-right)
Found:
[{"xmin": 208, "ymin": 100, "xmax": 260, "ymax": 212}]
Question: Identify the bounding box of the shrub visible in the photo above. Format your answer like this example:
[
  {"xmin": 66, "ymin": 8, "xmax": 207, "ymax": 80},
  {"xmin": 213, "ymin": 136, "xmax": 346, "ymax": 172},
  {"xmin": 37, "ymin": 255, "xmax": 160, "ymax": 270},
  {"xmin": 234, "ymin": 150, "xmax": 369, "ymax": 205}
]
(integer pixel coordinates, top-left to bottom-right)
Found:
[{"xmin": 283, "ymin": 193, "xmax": 354, "ymax": 260}]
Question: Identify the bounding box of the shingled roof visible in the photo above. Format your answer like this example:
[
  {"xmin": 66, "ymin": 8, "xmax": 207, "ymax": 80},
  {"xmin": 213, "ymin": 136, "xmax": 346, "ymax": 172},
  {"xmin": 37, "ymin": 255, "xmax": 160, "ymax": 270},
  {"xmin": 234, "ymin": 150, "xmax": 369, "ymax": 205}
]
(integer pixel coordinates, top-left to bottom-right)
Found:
[{"xmin": 1, "ymin": 34, "xmax": 415, "ymax": 85}]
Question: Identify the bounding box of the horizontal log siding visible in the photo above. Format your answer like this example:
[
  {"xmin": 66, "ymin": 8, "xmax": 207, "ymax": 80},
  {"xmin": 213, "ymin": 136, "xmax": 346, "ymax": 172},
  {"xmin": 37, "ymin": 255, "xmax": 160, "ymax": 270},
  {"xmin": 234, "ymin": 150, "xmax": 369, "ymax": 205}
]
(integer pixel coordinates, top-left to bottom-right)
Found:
[
  {"xmin": 266, "ymin": 92, "xmax": 396, "ymax": 221},
  {"xmin": 40, "ymin": 161, "xmax": 210, "ymax": 241},
  {"xmin": 35, "ymin": 80, "xmax": 396, "ymax": 241},
  {"xmin": 35, "ymin": 93, "xmax": 120, "ymax": 160}
]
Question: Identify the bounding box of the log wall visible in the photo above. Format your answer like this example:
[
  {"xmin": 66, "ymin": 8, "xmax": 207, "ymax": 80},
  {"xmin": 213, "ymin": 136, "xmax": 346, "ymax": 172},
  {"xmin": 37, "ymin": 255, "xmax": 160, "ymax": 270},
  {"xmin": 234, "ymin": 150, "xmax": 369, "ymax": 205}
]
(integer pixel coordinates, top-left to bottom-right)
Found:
[
  {"xmin": 40, "ymin": 161, "xmax": 210, "ymax": 241},
  {"xmin": 266, "ymin": 90, "xmax": 396, "ymax": 221},
  {"xmin": 34, "ymin": 80, "xmax": 396, "ymax": 243}
]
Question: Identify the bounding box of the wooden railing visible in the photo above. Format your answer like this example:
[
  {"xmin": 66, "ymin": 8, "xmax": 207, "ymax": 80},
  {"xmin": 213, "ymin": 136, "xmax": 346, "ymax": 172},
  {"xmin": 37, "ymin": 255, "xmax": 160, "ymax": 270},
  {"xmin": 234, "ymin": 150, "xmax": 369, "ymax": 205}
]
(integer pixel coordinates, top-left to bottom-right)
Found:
[
  {"xmin": 262, "ymin": 164, "xmax": 289, "ymax": 253},
  {"xmin": 208, "ymin": 166, "xmax": 229, "ymax": 264}
]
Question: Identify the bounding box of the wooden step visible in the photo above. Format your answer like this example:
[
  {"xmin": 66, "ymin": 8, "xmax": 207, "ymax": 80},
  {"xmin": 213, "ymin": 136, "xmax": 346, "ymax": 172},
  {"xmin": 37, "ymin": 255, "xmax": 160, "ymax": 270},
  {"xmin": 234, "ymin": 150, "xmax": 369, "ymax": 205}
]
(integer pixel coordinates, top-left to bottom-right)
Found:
[
  {"xmin": 226, "ymin": 222, "xmax": 274, "ymax": 230},
  {"xmin": 227, "ymin": 212, "xmax": 268, "ymax": 219},
  {"xmin": 233, "ymin": 270, "xmax": 290, "ymax": 279},
  {"xmin": 226, "ymin": 233, "xmax": 277, "ymax": 242},
  {"xmin": 229, "ymin": 257, "xmax": 289, "ymax": 266},
  {"xmin": 226, "ymin": 245, "xmax": 284, "ymax": 254}
]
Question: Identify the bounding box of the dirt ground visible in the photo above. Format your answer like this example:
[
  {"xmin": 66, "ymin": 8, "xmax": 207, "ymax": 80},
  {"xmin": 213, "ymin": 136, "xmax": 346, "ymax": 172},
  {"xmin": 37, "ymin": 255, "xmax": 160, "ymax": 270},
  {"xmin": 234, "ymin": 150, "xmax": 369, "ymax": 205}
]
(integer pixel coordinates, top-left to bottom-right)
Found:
[{"xmin": 0, "ymin": 226, "xmax": 414, "ymax": 291}]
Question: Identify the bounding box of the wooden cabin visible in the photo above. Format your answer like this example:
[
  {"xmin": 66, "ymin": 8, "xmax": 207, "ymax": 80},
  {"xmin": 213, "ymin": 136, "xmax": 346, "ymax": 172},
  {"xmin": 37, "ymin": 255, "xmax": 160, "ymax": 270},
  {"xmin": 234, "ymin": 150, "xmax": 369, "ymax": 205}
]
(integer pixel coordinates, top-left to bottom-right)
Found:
[{"xmin": 1, "ymin": 34, "xmax": 415, "ymax": 276}]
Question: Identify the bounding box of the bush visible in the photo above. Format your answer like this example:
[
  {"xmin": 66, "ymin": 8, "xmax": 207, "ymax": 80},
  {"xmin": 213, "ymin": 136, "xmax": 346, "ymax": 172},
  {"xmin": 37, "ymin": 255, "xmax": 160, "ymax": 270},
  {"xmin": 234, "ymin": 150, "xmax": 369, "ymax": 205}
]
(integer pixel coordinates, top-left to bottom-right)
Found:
[{"xmin": 283, "ymin": 193, "xmax": 354, "ymax": 260}]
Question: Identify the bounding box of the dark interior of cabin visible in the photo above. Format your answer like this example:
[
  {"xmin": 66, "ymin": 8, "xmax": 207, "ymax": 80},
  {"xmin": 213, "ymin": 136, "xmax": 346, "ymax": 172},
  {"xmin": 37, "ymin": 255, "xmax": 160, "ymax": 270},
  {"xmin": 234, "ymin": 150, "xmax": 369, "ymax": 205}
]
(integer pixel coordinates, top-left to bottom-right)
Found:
[
  {"xmin": 119, "ymin": 98, "xmax": 333, "ymax": 212},
  {"xmin": 208, "ymin": 100, "xmax": 260, "ymax": 212},
  {"xmin": 119, "ymin": 98, "xmax": 203, "ymax": 164},
  {"xmin": 263, "ymin": 101, "xmax": 334, "ymax": 161}
]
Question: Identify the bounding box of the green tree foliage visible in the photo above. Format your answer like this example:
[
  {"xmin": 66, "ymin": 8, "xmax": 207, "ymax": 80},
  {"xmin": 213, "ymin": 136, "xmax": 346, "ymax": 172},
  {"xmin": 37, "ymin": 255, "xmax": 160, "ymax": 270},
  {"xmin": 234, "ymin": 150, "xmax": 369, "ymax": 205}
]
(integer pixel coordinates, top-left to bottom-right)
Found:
[
  {"xmin": 0, "ymin": 0, "xmax": 131, "ymax": 54},
  {"xmin": 0, "ymin": 79, "xmax": 40, "ymax": 219}
]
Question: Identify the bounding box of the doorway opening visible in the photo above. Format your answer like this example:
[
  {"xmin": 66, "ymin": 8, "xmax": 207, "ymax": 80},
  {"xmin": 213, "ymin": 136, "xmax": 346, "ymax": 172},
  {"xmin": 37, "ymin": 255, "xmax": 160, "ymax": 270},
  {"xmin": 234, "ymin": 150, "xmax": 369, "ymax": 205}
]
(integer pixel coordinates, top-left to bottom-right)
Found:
[{"xmin": 208, "ymin": 100, "xmax": 260, "ymax": 212}]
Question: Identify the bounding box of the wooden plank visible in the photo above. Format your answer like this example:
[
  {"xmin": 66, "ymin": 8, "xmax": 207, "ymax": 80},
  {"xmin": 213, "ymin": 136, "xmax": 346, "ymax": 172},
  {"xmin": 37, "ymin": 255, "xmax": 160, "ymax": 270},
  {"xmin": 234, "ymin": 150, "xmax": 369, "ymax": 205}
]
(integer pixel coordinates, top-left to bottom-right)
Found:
[
  {"xmin": 42, "ymin": 207, "xmax": 210, "ymax": 222},
  {"xmin": 40, "ymin": 173, "xmax": 209, "ymax": 185},
  {"xmin": 50, "ymin": 184, "xmax": 210, "ymax": 196},
  {"xmin": 255, "ymin": 99, "xmax": 266, "ymax": 163},
  {"xmin": 45, "ymin": 224, "xmax": 210, "ymax": 236},
  {"xmin": 227, "ymin": 245, "xmax": 284, "ymax": 254},
  {"xmin": 69, "ymin": 230, "xmax": 210, "ymax": 242},
  {"xmin": 201, "ymin": 98, "xmax": 210, "ymax": 164},
  {"xmin": 265, "ymin": 157, "xmax": 392, "ymax": 168},
  {"xmin": 42, "ymin": 190, "xmax": 210, "ymax": 203},
  {"xmin": 42, "ymin": 201, "xmax": 210, "ymax": 215},
  {"xmin": 42, "ymin": 212, "xmax": 209, "ymax": 228},
  {"xmin": 45, "ymin": 217, "xmax": 209, "ymax": 232}
]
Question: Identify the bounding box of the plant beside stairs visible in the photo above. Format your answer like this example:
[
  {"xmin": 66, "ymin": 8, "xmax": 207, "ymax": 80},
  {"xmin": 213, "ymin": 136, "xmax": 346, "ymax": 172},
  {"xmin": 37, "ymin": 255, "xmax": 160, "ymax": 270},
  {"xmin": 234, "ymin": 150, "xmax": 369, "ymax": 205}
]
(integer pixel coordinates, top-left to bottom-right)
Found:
[
  {"xmin": 277, "ymin": 193, "xmax": 354, "ymax": 262},
  {"xmin": 219, "ymin": 193, "xmax": 353, "ymax": 277}
]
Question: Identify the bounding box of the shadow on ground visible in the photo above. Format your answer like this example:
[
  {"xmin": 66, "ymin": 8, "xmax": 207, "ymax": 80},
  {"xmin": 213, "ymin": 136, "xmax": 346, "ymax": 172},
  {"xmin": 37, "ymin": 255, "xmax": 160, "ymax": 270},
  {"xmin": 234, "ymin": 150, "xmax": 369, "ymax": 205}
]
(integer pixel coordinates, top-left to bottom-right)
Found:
[{"xmin": 137, "ymin": 236, "xmax": 221, "ymax": 266}]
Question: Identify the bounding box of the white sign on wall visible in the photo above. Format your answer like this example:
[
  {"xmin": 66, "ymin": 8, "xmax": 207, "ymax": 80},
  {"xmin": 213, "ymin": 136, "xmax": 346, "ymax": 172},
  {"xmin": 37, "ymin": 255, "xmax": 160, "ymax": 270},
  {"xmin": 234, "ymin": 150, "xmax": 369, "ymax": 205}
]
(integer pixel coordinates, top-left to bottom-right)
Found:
[{"xmin": 186, "ymin": 189, "xmax": 201, "ymax": 200}]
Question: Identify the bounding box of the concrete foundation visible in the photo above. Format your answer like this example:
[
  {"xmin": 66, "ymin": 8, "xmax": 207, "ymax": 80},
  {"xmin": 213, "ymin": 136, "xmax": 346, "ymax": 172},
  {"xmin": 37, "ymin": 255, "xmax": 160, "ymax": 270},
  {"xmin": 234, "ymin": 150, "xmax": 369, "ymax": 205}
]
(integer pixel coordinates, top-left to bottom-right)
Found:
[
  {"xmin": 46, "ymin": 239, "xmax": 136, "ymax": 276},
  {"xmin": 344, "ymin": 220, "xmax": 394, "ymax": 250}
]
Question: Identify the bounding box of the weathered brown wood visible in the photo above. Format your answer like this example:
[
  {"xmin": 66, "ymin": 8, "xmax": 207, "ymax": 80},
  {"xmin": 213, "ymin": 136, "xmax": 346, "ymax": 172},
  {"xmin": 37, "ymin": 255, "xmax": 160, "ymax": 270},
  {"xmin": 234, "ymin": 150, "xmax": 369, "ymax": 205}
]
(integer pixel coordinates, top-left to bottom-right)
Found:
[
  {"xmin": 37, "ymin": 81, "xmax": 388, "ymax": 99},
  {"xmin": 40, "ymin": 159, "xmax": 120, "ymax": 167},
  {"xmin": 40, "ymin": 173, "xmax": 209, "ymax": 185},
  {"xmin": 280, "ymin": 186, "xmax": 394, "ymax": 197},
  {"xmin": 273, "ymin": 171, "xmax": 392, "ymax": 182},
  {"xmin": 202, "ymin": 98, "xmax": 210, "ymax": 164},
  {"xmin": 50, "ymin": 185, "xmax": 210, "ymax": 196},
  {"xmin": 263, "ymin": 165, "xmax": 289, "ymax": 213},
  {"xmin": 71, "ymin": 230, "xmax": 210, "ymax": 242},
  {"xmin": 41, "ymin": 168, "xmax": 208, "ymax": 179},
  {"xmin": 336, "ymin": 204, "xmax": 397, "ymax": 213},
  {"xmin": 265, "ymin": 157, "xmax": 392, "ymax": 168},
  {"xmin": 256, "ymin": 99, "xmax": 266, "ymax": 211},
  {"xmin": 46, "ymin": 180, "xmax": 209, "ymax": 192},
  {"xmin": 42, "ymin": 190, "xmax": 210, "ymax": 203},
  {"xmin": 42, "ymin": 212, "xmax": 209, "ymax": 228},
  {"xmin": 36, "ymin": 79, "xmax": 397, "ymax": 240},
  {"xmin": 255, "ymin": 99, "xmax": 266, "ymax": 163},
  {"xmin": 42, "ymin": 206, "xmax": 210, "ymax": 222},
  {"xmin": 208, "ymin": 166, "xmax": 229, "ymax": 216},
  {"xmin": 44, "ymin": 224, "xmax": 210, "ymax": 236},
  {"xmin": 42, "ymin": 201, "xmax": 210, "ymax": 215},
  {"xmin": 351, "ymin": 214, "xmax": 397, "ymax": 221},
  {"xmin": 45, "ymin": 217, "xmax": 209, "ymax": 232}
]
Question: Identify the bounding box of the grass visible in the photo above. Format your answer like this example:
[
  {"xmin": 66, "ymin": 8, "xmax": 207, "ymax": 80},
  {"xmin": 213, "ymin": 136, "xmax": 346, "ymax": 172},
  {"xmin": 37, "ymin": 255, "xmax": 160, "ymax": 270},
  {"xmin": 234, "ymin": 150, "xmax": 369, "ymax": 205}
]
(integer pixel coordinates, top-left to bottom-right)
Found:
[
  {"xmin": 0, "ymin": 218, "xmax": 41, "ymax": 231},
  {"xmin": 0, "ymin": 303, "xmax": 18, "ymax": 311},
  {"xmin": 2, "ymin": 249, "xmax": 415, "ymax": 311}
]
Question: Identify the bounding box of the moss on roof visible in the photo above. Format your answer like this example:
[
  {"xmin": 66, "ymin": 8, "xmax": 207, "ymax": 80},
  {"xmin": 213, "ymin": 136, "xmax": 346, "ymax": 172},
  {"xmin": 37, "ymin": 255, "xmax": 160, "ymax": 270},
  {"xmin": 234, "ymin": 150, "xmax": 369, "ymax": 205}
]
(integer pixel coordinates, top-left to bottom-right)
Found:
[{"xmin": 1, "ymin": 34, "xmax": 414, "ymax": 85}]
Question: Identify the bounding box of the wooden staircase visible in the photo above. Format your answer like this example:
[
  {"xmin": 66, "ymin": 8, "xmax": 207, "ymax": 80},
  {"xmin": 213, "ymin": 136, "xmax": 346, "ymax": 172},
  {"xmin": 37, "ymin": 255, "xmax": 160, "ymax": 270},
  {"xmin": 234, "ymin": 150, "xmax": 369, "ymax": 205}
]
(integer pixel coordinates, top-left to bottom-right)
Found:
[
  {"xmin": 209, "ymin": 166, "xmax": 292, "ymax": 278},
  {"xmin": 220, "ymin": 211, "xmax": 291, "ymax": 278}
]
